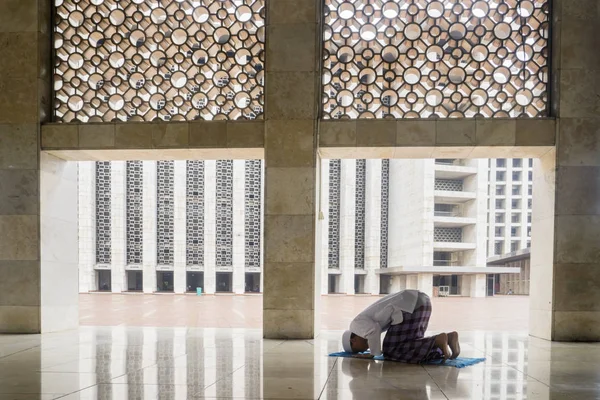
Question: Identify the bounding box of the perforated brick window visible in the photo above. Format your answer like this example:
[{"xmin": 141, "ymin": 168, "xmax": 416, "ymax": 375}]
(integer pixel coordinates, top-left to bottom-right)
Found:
[
  {"xmin": 54, "ymin": 0, "xmax": 265, "ymax": 122},
  {"xmin": 323, "ymin": 0, "xmax": 549, "ymax": 119}
]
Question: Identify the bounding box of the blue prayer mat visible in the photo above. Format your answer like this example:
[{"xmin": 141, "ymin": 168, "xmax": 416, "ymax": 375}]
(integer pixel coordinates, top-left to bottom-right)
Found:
[{"xmin": 328, "ymin": 351, "xmax": 486, "ymax": 368}]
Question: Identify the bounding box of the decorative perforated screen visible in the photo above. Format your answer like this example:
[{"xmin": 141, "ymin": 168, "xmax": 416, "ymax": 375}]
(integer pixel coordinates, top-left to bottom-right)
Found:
[
  {"xmin": 434, "ymin": 227, "xmax": 463, "ymax": 242},
  {"xmin": 186, "ymin": 161, "xmax": 205, "ymax": 266},
  {"xmin": 380, "ymin": 159, "xmax": 389, "ymax": 268},
  {"xmin": 244, "ymin": 160, "xmax": 262, "ymax": 269},
  {"xmin": 435, "ymin": 178, "xmax": 463, "ymax": 191},
  {"xmin": 323, "ymin": 0, "xmax": 549, "ymax": 119},
  {"xmin": 95, "ymin": 161, "xmax": 111, "ymax": 264},
  {"xmin": 355, "ymin": 159, "xmax": 366, "ymax": 269},
  {"xmin": 126, "ymin": 161, "xmax": 143, "ymax": 265},
  {"xmin": 216, "ymin": 160, "xmax": 233, "ymax": 267},
  {"xmin": 328, "ymin": 160, "xmax": 341, "ymax": 268},
  {"xmin": 157, "ymin": 161, "xmax": 174, "ymax": 265},
  {"xmin": 54, "ymin": 0, "xmax": 265, "ymax": 122}
]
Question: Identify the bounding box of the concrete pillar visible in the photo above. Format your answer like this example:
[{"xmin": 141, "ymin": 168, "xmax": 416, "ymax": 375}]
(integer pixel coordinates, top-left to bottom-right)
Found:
[
  {"xmin": 528, "ymin": 0, "xmax": 600, "ymax": 341},
  {"xmin": 339, "ymin": 159, "xmax": 356, "ymax": 295},
  {"xmin": 142, "ymin": 161, "xmax": 157, "ymax": 293},
  {"xmin": 319, "ymin": 160, "xmax": 330, "ymax": 295},
  {"xmin": 473, "ymin": 274, "xmax": 486, "ymax": 298},
  {"xmin": 40, "ymin": 153, "xmax": 79, "ymax": 332},
  {"xmin": 417, "ymin": 273, "xmax": 433, "ymax": 297},
  {"xmin": 111, "ymin": 161, "xmax": 126, "ymax": 293},
  {"xmin": 365, "ymin": 159, "xmax": 382, "ymax": 295},
  {"xmin": 78, "ymin": 162, "xmax": 95, "ymax": 293},
  {"xmin": 406, "ymin": 275, "xmax": 419, "ymax": 290},
  {"xmin": 263, "ymin": 0, "xmax": 319, "ymax": 339},
  {"xmin": 203, "ymin": 161, "xmax": 216, "ymax": 295},
  {"xmin": 232, "ymin": 160, "xmax": 245, "ymax": 294},
  {"xmin": 0, "ymin": 0, "xmax": 57, "ymax": 333},
  {"xmin": 173, "ymin": 161, "xmax": 187, "ymax": 294}
]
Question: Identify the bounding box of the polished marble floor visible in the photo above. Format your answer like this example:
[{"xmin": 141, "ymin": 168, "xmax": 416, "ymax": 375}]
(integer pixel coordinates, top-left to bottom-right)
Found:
[{"xmin": 1, "ymin": 327, "xmax": 599, "ymax": 399}]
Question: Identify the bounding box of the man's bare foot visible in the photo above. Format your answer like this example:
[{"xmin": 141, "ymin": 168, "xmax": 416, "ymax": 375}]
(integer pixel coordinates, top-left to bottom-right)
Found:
[
  {"xmin": 434, "ymin": 333, "xmax": 451, "ymax": 360},
  {"xmin": 448, "ymin": 331, "xmax": 460, "ymax": 359}
]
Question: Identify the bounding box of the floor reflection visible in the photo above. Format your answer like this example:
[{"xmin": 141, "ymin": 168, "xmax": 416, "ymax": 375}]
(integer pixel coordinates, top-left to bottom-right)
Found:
[{"xmin": 0, "ymin": 328, "xmax": 598, "ymax": 399}]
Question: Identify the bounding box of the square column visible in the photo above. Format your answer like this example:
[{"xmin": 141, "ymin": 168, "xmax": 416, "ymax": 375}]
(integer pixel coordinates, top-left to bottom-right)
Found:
[
  {"xmin": 0, "ymin": 0, "xmax": 53, "ymax": 333},
  {"xmin": 173, "ymin": 161, "xmax": 187, "ymax": 294},
  {"xmin": 339, "ymin": 159, "xmax": 356, "ymax": 295},
  {"xmin": 78, "ymin": 162, "xmax": 95, "ymax": 292},
  {"xmin": 142, "ymin": 161, "xmax": 157, "ymax": 293},
  {"xmin": 529, "ymin": 1, "xmax": 600, "ymax": 341},
  {"xmin": 263, "ymin": 0, "xmax": 320, "ymax": 339},
  {"xmin": 318, "ymin": 159, "xmax": 330, "ymax": 295},
  {"xmin": 203, "ymin": 161, "xmax": 216, "ymax": 295},
  {"xmin": 232, "ymin": 160, "xmax": 245, "ymax": 294},
  {"xmin": 40, "ymin": 153, "xmax": 79, "ymax": 332},
  {"xmin": 365, "ymin": 159, "xmax": 382, "ymax": 295},
  {"xmin": 111, "ymin": 161, "xmax": 126, "ymax": 293}
]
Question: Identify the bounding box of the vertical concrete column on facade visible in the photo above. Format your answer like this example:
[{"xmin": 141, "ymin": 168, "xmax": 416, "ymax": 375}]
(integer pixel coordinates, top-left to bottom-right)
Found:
[
  {"xmin": 40, "ymin": 153, "xmax": 79, "ymax": 332},
  {"xmin": 0, "ymin": 0, "xmax": 52, "ymax": 333},
  {"xmin": 319, "ymin": 159, "xmax": 330, "ymax": 295},
  {"xmin": 463, "ymin": 159, "xmax": 488, "ymax": 267},
  {"xmin": 388, "ymin": 160, "xmax": 432, "ymax": 267},
  {"xmin": 111, "ymin": 161, "xmax": 126, "ymax": 293},
  {"xmin": 339, "ymin": 159, "xmax": 356, "ymax": 295},
  {"xmin": 232, "ymin": 160, "xmax": 245, "ymax": 295},
  {"xmin": 263, "ymin": 0, "xmax": 320, "ymax": 339},
  {"xmin": 469, "ymin": 274, "xmax": 486, "ymax": 298},
  {"xmin": 417, "ymin": 273, "xmax": 433, "ymax": 297},
  {"xmin": 203, "ymin": 161, "xmax": 217, "ymax": 295},
  {"xmin": 142, "ymin": 161, "xmax": 157, "ymax": 293},
  {"xmin": 365, "ymin": 159, "xmax": 382, "ymax": 295},
  {"xmin": 173, "ymin": 161, "xmax": 187, "ymax": 294},
  {"xmin": 78, "ymin": 162, "xmax": 96, "ymax": 292}
]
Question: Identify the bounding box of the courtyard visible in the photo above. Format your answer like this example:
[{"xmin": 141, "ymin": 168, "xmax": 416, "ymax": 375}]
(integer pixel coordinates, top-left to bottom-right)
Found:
[{"xmin": 79, "ymin": 294, "xmax": 530, "ymax": 332}]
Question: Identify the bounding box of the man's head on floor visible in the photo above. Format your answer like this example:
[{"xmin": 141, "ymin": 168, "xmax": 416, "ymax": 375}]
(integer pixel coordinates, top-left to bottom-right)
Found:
[{"xmin": 342, "ymin": 330, "xmax": 369, "ymax": 353}]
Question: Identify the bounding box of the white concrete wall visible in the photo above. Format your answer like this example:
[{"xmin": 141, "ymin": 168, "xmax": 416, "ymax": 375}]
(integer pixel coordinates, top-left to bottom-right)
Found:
[
  {"xmin": 40, "ymin": 153, "xmax": 79, "ymax": 332},
  {"xmin": 111, "ymin": 161, "xmax": 126, "ymax": 293},
  {"xmin": 173, "ymin": 161, "xmax": 187, "ymax": 294},
  {"xmin": 364, "ymin": 159, "xmax": 381, "ymax": 295},
  {"xmin": 203, "ymin": 161, "xmax": 217, "ymax": 294},
  {"xmin": 388, "ymin": 159, "xmax": 434, "ymax": 267},
  {"xmin": 462, "ymin": 159, "xmax": 488, "ymax": 267},
  {"xmin": 78, "ymin": 162, "xmax": 95, "ymax": 293},
  {"xmin": 142, "ymin": 161, "xmax": 157, "ymax": 293},
  {"xmin": 339, "ymin": 159, "xmax": 356, "ymax": 294},
  {"xmin": 232, "ymin": 160, "xmax": 245, "ymax": 294}
]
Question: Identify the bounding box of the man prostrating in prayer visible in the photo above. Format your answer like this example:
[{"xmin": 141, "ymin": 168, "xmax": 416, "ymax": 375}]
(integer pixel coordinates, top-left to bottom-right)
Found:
[{"xmin": 341, "ymin": 289, "xmax": 460, "ymax": 363}]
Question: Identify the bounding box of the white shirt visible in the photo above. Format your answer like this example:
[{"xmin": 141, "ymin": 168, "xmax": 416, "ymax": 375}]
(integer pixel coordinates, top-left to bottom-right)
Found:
[{"xmin": 348, "ymin": 289, "xmax": 420, "ymax": 356}]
